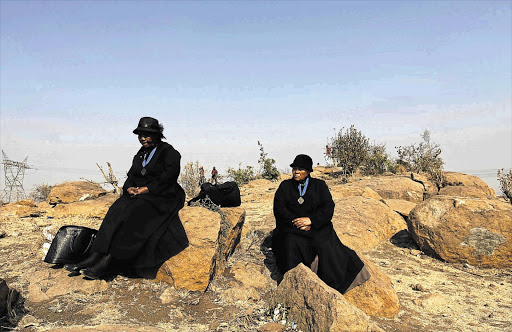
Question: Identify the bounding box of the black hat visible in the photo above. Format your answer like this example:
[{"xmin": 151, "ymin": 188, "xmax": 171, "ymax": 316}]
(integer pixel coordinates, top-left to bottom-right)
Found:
[
  {"xmin": 290, "ymin": 154, "xmax": 313, "ymax": 172},
  {"xmin": 133, "ymin": 117, "xmax": 163, "ymax": 134}
]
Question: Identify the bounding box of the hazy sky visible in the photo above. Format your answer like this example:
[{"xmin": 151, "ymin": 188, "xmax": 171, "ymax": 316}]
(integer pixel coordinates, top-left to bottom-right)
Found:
[{"xmin": 1, "ymin": 1, "xmax": 511, "ymax": 193}]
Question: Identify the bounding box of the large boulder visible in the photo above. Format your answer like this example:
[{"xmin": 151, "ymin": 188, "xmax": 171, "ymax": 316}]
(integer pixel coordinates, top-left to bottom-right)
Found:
[
  {"xmin": 332, "ymin": 197, "xmax": 407, "ymax": 252},
  {"xmin": 270, "ymin": 264, "xmax": 377, "ymax": 332},
  {"xmin": 343, "ymin": 255, "xmax": 400, "ymax": 318},
  {"xmin": 50, "ymin": 193, "xmax": 119, "ymax": 218},
  {"xmin": 383, "ymin": 199, "xmax": 418, "ymax": 218},
  {"xmin": 442, "ymin": 172, "xmax": 495, "ymax": 199},
  {"xmin": 410, "ymin": 173, "xmax": 438, "ymax": 198},
  {"xmin": 330, "ymin": 184, "xmax": 383, "ymax": 201},
  {"xmin": 47, "ymin": 181, "xmax": 107, "ymax": 204},
  {"xmin": 0, "ymin": 200, "xmax": 46, "ymax": 218},
  {"xmin": 438, "ymin": 185, "xmax": 489, "ymax": 199},
  {"xmin": 350, "ymin": 176, "xmax": 425, "ymax": 203},
  {"xmin": 408, "ymin": 196, "xmax": 512, "ymax": 268},
  {"xmin": 156, "ymin": 206, "xmax": 245, "ymax": 291}
]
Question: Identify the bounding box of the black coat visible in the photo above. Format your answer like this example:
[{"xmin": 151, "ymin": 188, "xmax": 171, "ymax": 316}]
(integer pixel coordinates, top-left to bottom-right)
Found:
[
  {"xmin": 272, "ymin": 176, "xmax": 364, "ymax": 294},
  {"xmin": 91, "ymin": 142, "xmax": 188, "ymax": 270}
]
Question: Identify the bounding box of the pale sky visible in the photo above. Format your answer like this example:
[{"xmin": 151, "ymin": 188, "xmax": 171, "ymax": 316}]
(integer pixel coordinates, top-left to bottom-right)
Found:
[{"xmin": 1, "ymin": 1, "xmax": 511, "ymax": 193}]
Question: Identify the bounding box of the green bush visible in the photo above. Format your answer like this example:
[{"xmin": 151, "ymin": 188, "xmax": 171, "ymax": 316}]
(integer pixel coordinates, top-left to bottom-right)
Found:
[
  {"xmin": 396, "ymin": 130, "xmax": 444, "ymax": 187},
  {"xmin": 227, "ymin": 163, "xmax": 257, "ymax": 185},
  {"xmin": 328, "ymin": 125, "xmax": 370, "ymax": 175},
  {"xmin": 258, "ymin": 141, "xmax": 280, "ymax": 181},
  {"xmin": 363, "ymin": 143, "xmax": 397, "ymax": 175},
  {"xmin": 497, "ymin": 168, "xmax": 512, "ymax": 203}
]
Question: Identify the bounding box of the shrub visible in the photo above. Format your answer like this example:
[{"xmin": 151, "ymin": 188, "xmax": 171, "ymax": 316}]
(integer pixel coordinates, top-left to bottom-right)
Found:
[
  {"xmin": 328, "ymin": 125, "xmax": 370, "ymax": 175},
  {"xmin": 396, "ymin": 130, "xmax": 444, "ymax": 187},
  {"xmin": 363, "ymin": 143, "xmax": 397, "ymax": 175},
  {"xmin": 227, "ymin": 163, "xmax": 257, "ymax": 185},
  {"xmin": 30, "ymin": 182, "xmax": 54, "ymax": 203},
  {"xmin": 497, "ymin": 168, "xmax": 512, "ymax": 203},
  {"xmin": 257, "ymin": 141, "xmax": 280, "ymax": 181},
  {"xmin": 179, "ymin": 161, "xmax": 203, "ymax": 197}
]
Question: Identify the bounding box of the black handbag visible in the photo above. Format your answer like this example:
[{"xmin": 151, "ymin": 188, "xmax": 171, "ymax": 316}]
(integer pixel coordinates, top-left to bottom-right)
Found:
[
  {"xmin": 44, "ymin": 226, "xmax": 97, "ymax": 265},
  {"xmin": 188, "ymin": 181, "xmax": 241, "ymax": 207}
]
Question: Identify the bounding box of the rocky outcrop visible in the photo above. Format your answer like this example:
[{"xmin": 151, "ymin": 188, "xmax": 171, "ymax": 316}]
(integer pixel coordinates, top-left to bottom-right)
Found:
[
  {"xmin": 330, "ymin": 185, "xmax": 383, "ymax": 201},
  {"xmin": 351, "ymin": 176, "xmax": 425, "ymax": 203},
  {"xmin": 270, "ymin": 264, "xmax": 377, "ymax": 332},
  {"xmin": 438, "ymin": 185, "xmax": 489, "ymax": 199},
  {"xmin": 410, "ymin": 173, "xmax": 438, "ymax": 199},
  {"xmin": 47, "ymin": 181, "xmax": 106, "ymax": 204},
  {"xmin": 156, "ymin": 206, "xmax": 245, "ymax": 291},
  {"xmin": 50, "ymin": 193, "xmax": 119, "ymax": 218},
  {"xmin": 344, "ymin": 255, "xmax": 400, "ymax": 318},
  {"xmin": 26, "ymin": 269, "xmax": 108, "ymax": 303},
  {"xmin": 442, "ymin": 172, "xmax": 496, "ymax": 199},
  {"xmin": 332, "ymin": 197, "xmax": 407, "ymax": 252},
  {"xmin": 408, "ymin": 196, "xmax": 512, "ymax": 268},
  {"xmin": 383, "ymin": 199, "xmax": 418, "ymax": 218},
  {"xmin": 0, "ymin": 200, "xmax": 45, "ymax": 218}
]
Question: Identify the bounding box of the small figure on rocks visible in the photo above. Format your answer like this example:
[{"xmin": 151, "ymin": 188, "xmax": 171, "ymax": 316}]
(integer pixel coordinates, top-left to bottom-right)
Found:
[
  {"xmin": 63, "ymin": 117, "xmax": 189, "ymax": 280},
  {"xmin": 211, "ymin": 166, "xmax": 218, "ymax": 185},
  {"xmin": 199, "ymin": 166, "xmax": 205, "ymax": 185},
  {"xmin": 272, "ymin": 154, "xmax": 370, "ymax": 294}
]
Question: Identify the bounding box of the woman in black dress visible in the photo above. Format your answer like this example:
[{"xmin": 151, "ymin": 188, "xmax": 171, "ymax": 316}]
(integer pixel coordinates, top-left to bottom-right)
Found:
[
  {"xmin": 272, "ymin": 154, "xmax": 369, "ymax": 294},
  {"xmin": 65, "ymin": 117, "xmax": 188, "ymax": 279}
]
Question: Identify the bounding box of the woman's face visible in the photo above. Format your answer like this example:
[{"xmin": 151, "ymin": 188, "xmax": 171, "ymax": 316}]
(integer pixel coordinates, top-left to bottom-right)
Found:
[
  {"xmin": 138, "ymin": 132, "xmax": 155, "ymax": 149},
  {"xmin": 292, "ymin": 167, "xmax": 309, "ymax": 182}
]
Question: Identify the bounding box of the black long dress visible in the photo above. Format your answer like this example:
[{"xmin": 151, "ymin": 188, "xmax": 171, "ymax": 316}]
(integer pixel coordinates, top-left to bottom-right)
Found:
[
  {"xmin": 91, "ymin": 142, "xmax": 188, "ymax": 273},
  {"xmin": 272, "ymin": 175, "xmax": 368, "ymax": 294}
]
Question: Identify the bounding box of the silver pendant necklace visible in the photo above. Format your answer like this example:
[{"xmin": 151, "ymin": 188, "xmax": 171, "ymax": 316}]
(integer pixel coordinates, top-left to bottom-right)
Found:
[{"xmin": 297, "ymin": 178, "xmax": 309, "ymax": 204}]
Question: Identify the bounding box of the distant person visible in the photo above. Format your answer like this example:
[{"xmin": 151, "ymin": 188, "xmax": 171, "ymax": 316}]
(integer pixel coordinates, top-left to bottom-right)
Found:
[
  {"xmin": 272, "ymin": 154, "xmax": 369, "ymax": 294},
  {"xmin": 211, "ymin": 167, "xmax": 218, "ymax": 185},
  {"xmin": 199, "ymin": 166, "xmax": 205, "ymax": 185},
  {"xmin": 64, "ymin": 117, "xmax": 188, "ymax": 279}
]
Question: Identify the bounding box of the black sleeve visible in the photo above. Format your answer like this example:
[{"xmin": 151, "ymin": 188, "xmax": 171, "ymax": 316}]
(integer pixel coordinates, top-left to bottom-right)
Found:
[
  {"xmin": 309, "ymin": 180, "xmax": 335, "ymax": 229},
  {"xmin": 145, "ymin": 147, "xmax": 181, "ymax": 195},
  {"xmin": 273, "ymin": 182, "xmax": 297, "ymax": 230}
]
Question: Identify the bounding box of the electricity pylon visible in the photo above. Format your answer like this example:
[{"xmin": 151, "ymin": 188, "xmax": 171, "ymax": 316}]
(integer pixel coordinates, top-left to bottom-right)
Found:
[{"xmin": 0, "ymin": 150, "xmax": 31, "ymax": 203}]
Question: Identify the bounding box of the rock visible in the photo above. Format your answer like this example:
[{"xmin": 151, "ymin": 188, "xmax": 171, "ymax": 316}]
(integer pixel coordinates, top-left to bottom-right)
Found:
[
  {"xmin": 383, "ymin": 199, "xmax": 418, "ymax": 217},
  {"xmin": 408, "ymin": 196, "xmax": 512, "ymax": 268},
  {"xmin": 15, "ymin": 198, "xmax": 36, "ymax": 206},
  {"xmin": 159, "ymin": 287, "xmax": 178, "ymax": 304},
  {"xmin": 271, "ymin": 263, "xmax": 372, "ymax": 332},
  {"xmin": 258, "ymin": 322, "xmax": 286, "ymax": 332},
  {"xmin": 343, "ymin": 255, "xmax": 400, "ymax": 318},
  {"xmin": 222, "ymin": 286, "xmax": 260, "ymax": 303},
  {"xmin": 442, "ymin": 172, "xmax": 496, "ymax": 199},
  {"xmin": 350, "ymin": 176, "xmax": 426, "ymax": 203},
  {"xmin": 26, "ymin": 269, "xmax": 108, "ymax": 303},
  {"xmin": 231, "ymin": 261, "xmax": 270, "ymax": 289},
  {"xmin": 47, "ymin": 181, "xmax": 106, "ymax": 204},
  {"xmin": 330, "ymin": 185, "xmax": 383, "ymax": 201},
  {"xmin": 50, "ymin": 193, "xmax": 118, "ymax": 218},
  {"xmin": 0, "ymin": 202, "xmax": 46, "ymax": 218},
  {"xmin": 410, "ymin": 173, "xmax": 438, "ymax": 199},
  {"xmin": 18, "ymin": 314, "xmax": 41, "ymax": 328},
  {"xmin": 413, "ymin": 293, "xmax": 448, "ymax": 311},
  {"xmin": 438, "ymin": 186, "xmax": 489, "ymax": 199},
  {"xmin": 332, "ymin": 196, "xmax": 407, "ymax": 252},
  {"xmin": 156, "ymin": 206, "xmax": 245, "ymax": 291}
]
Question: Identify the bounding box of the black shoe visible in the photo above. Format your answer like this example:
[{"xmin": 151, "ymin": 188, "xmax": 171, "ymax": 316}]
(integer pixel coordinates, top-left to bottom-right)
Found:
[
  {"xmin": 64, "ymin": 253, "xmax": 102, "ymax": 272},
  {"xmin": 80, "ymin": 254, "xmax": 111, "ymax": 280}
]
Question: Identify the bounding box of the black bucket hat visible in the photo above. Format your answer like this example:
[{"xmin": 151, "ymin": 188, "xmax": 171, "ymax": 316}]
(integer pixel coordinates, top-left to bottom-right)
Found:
[
  {"xmin": 133, "ymin": 117, "xmax": 163, "ymax": 134},
  {"xmin": 290, "ymin": 154, "xmax": 313, "ymax": 172}
]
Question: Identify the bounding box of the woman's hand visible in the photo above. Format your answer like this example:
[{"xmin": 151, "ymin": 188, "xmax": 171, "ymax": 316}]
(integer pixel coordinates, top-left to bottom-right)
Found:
[
  {"xmin": 127, "ymin": 186, "xmax": 149, "ymax": 196},
  {"xmin": 292, "ymin": 217, "xmax": 312, "ymax": 231}
]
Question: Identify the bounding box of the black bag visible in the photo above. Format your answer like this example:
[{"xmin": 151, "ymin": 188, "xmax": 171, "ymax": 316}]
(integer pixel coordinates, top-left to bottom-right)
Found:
[
  {"xmin": 44, "ymin": 226, "xmax": 97, "ymax": 265},
  {"xmin": 188, "ymin": 181, "xmax": 241, "ymax": 207}
]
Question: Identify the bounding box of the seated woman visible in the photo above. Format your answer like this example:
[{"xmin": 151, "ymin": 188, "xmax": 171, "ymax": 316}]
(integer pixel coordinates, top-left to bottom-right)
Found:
[
  {"xmin": 65, "ymin": 117, "xmax": 189, "ymax": 279},
  {"xmin": 272, "ymin": 154, "xmax": 370, "ymax": 294}
]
